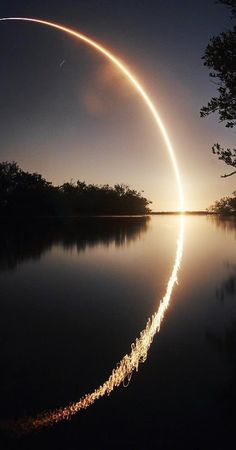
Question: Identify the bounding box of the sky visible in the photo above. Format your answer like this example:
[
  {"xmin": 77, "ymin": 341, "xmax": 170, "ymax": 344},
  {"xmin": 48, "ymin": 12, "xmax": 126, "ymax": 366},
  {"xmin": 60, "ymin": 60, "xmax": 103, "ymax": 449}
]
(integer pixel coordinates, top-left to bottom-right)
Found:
[{"xmin": 0, "ymin": 0, "xmax": 235, "ymax": 211}]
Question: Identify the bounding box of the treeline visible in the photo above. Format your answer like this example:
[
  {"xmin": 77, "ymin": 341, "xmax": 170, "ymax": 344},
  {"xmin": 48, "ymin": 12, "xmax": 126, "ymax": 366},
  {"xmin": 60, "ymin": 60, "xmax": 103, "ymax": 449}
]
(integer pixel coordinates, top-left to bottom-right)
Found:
[
  {"xmin": 208, "ymin": 191, "xmax": 236, "ymax": 215},
  {"xmin": 0, "ymin": 162, "xmax": 151, "ymax": 216}
]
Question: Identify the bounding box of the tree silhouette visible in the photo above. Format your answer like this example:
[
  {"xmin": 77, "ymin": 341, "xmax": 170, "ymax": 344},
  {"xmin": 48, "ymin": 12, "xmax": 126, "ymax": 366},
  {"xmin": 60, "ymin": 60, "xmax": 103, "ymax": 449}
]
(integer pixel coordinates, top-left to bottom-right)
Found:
[
  {"xmin": 200, "ymin": 0, "xmax": 236, "ymax": 177},
  {"xmin": 208, "ymin": 190, "xmax": 236, "ymax": 214},
  {"xmin": 0, "ymin": 161, "xmax": 56, "ymax": 216},
  {"xmin": 0, "ymin": 162, "xmax": 152, "ymax": 217}
]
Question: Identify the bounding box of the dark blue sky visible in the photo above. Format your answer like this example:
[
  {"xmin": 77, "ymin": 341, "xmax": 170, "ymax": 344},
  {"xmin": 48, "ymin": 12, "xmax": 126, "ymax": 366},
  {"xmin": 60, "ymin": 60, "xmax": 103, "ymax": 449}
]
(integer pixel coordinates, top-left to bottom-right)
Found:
[{"xmin": 0, "ymin": 0, "xmax": 234, "ymax": 210}]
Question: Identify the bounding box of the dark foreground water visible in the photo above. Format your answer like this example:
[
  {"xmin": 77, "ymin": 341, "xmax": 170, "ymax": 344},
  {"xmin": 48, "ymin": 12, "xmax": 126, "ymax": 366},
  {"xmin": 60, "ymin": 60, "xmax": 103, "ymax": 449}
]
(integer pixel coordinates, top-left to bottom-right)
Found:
[{"xmin": 0, "ymin": 215, "xmax": 235, "ymax": 450}]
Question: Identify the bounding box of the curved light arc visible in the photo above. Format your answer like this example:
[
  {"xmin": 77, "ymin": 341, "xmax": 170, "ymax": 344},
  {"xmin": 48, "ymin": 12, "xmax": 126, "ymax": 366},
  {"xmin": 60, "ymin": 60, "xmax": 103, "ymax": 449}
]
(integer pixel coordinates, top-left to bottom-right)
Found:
[
  {"xmin": 0, "ymin": 17, "xmax": 185, "ymax": 433},
  {"xmin": 0, "ymin": 16, "xmax": 184, "ymax": 211}
]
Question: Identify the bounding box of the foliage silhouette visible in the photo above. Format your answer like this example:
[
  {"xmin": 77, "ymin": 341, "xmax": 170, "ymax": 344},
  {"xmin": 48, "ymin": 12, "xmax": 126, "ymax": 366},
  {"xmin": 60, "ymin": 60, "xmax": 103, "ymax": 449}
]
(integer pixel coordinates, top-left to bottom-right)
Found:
[
  {"xmin": 200, "ymin": 0, "xmax": 236, "ymax": 177},
  {"xmin": 0, "ymin": 162, "xmax": 151, "ymax": 216},
  {"xmin": 208, "ymin": 191, "xmax": 236, "ymax": 214}
]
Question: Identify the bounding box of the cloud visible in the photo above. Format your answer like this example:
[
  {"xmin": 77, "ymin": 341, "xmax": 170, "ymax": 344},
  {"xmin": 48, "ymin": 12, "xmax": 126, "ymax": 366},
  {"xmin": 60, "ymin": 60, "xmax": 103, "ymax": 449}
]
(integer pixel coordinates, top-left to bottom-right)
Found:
[
  {"xmin": 81, "ymin": 61, "xmax": 135, "ymax": 117},
  {"xmin": 96, "ymin": 62, "xmax": 133, "ymax": 99},
  {"xmin": 81, "ymin": 89, "xmax": 106, "ymax": 117}
]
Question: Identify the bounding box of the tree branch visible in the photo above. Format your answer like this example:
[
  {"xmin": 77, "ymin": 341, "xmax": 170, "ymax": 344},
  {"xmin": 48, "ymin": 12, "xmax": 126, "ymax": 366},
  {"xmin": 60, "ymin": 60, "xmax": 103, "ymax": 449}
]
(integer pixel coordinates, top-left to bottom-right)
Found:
[{"xmin": 221, "ymin": 169, "xmax": 236, "ymax": 177}]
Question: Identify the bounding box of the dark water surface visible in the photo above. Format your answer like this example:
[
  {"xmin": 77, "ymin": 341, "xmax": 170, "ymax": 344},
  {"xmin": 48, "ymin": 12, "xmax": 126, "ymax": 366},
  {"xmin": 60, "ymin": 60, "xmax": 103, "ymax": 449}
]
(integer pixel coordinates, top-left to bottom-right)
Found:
[{"xmin": 0, "ymin": 215, "xmax": 235, "ymax": 449}]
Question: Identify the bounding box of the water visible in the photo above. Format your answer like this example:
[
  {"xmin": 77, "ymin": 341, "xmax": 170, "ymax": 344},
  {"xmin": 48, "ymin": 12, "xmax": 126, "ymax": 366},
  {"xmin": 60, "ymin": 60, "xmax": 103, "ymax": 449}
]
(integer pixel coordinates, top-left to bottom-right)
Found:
[{"xmin": 0, "ymin": 215, "xmax": 235, "ymax": 449}]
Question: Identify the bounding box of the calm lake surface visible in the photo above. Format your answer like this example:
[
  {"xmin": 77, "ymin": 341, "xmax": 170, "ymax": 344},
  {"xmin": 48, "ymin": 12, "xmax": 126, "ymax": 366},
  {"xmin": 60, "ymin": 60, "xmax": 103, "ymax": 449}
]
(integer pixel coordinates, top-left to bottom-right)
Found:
[{"xmin": 1, "ymin": 215, "xmax": 235, "ymax": 449}]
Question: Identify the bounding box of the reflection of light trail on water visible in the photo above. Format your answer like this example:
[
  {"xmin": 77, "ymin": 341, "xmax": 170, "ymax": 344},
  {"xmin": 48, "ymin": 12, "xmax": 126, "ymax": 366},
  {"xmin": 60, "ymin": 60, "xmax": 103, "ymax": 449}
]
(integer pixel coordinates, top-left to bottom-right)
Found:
[
  {"xmin": 0, "ymin": 17, "xmax": 185, "ymax": 433},
  {"xmin": 10, "ymin": 216, "xmax": 184, "ymax": 433}
]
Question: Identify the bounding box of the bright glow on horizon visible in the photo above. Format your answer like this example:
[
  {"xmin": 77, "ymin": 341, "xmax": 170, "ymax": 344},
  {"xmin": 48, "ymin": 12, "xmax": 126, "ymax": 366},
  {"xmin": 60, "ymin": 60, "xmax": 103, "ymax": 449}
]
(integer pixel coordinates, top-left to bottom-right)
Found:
[{"xmin": 0, "ymin": 17, "xmax": 185, "ymax": 211}]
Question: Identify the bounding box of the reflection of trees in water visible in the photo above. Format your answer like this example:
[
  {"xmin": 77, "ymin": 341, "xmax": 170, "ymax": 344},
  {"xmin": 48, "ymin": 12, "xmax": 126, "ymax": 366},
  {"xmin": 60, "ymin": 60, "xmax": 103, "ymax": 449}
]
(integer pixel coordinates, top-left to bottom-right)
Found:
[
  {"xmin": 207, "ymin": 321, "xmax": 236, "ymax": 365},
  {"xmin": 206, "ymin": 262, "xmax": 236, "ymax": 426},
  {"xmin": 216, "ymin": 263, "xmax": 236, "ymax": 302},
  {"xmin": 208, "ymin": 215, "xmax": 236, "ymax": 237},
  {"xmin": 206, "ymin": 321, "xmax": 236, "ymax": 426},
  {"xmin": 0, "ymin": 216, "xmax": 150, "ymax": 272}
]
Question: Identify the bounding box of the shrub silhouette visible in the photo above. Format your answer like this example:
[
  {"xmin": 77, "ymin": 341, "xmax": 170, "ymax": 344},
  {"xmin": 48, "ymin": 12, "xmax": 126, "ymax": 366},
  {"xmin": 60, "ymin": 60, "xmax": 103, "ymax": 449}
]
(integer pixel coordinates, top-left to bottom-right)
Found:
[{"xmin": 0, "ymin": 162, "xmax": 152, "ymax": 216}]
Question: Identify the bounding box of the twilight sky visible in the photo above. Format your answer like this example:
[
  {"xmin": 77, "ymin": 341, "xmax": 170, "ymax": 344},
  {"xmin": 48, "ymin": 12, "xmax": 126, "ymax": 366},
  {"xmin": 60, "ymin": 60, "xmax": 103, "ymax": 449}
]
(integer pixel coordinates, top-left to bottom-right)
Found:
[{"xmin": 0, "ymin": 0, "xmax": 235, "ymax": 211}]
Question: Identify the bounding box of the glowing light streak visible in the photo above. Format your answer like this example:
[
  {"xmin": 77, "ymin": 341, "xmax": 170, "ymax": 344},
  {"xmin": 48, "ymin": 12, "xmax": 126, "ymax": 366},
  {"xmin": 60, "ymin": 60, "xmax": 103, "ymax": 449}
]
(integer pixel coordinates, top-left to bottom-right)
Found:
[
  {"xmin": 0, "ymin": 18, "xmax": 185, "ymax": 433},
  {"xmin": 10, "ymin": 215, "xmax": 184, "ymax": 433},
  {"xmin": 0, "ymin": 16, "xmax": 184, "ymax": 212}
]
